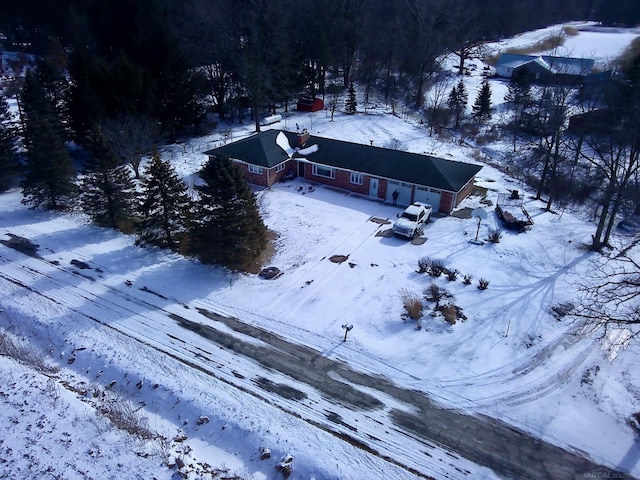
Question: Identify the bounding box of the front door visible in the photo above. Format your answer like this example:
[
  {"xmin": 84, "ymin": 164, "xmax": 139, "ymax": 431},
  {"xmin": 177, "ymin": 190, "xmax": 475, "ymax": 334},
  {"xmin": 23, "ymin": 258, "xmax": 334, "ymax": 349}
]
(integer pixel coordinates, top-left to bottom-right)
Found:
[
  {"xmin": 369, "ymin": 178, "xmax": 379, "ymax": 198},
  {"xmin": 297, "ymin": 160, "xmax": 305, "ymax": 178}
]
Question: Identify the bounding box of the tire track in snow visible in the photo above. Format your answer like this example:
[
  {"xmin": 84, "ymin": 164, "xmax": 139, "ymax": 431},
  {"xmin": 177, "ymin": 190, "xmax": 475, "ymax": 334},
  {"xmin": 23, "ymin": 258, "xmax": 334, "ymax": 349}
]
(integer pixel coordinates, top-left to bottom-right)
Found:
[{"xmin": 0, "ymin": 244, "xmax": 620, "ymax": 480}]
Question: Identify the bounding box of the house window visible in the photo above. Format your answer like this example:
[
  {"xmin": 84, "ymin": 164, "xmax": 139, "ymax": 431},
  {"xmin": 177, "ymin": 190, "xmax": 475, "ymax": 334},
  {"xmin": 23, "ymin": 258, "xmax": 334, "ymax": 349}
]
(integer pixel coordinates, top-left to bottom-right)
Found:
[
  {"xmin": 248, "ymin": 164, "xmax": 263, "ymax": 174},
  {"xmin": 350, "ymin": 172, "xmax": 363, "ymax": 185},
  {"xmin": 312, "ymin": 164, "xmax": 335, "ymax": 179},
  {"xmin": 275, "ymin": 163, "xmax": 286, "ymax": 173}
]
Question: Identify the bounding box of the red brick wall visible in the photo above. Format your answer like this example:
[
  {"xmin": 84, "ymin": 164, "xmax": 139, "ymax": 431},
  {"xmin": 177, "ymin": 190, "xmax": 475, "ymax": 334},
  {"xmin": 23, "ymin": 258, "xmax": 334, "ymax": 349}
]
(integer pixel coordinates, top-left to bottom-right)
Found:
[
  {"xmin": 456, "ymin": 178, "xmax": 475, "ymax": 207},
  {"xmin": 440, "ymin": 192, "xmax": 454, "ymax": 214},
  {"xmin": 305, "ymin": 164, "xmax": 380, "ymax": 196},
  {"xmin": 234, "ymin": 162, "xmax": 269, "ymax": 187},
  {"xmin": 230, "ymin": 159, "xmax": 298, "ymax": 188}
]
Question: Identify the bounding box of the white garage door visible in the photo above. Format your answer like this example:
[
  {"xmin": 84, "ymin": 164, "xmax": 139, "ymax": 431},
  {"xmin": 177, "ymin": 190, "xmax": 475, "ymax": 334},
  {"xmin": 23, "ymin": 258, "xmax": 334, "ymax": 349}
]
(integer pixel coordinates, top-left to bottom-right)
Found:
[
  {"xmin": 414, "ymin": 186, "xmax": 441, "ymax": 212},
  {"xmin": 387, "ymin": 181, "xmax": 413, "ymax": 206}
]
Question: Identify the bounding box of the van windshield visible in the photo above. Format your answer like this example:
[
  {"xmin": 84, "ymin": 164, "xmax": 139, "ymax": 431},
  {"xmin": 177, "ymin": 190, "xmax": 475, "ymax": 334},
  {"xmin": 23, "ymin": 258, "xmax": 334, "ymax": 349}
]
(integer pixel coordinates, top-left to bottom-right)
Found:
[{"xmin": 401, "ymin": 212, "xmax": 417, "ymax": 222}]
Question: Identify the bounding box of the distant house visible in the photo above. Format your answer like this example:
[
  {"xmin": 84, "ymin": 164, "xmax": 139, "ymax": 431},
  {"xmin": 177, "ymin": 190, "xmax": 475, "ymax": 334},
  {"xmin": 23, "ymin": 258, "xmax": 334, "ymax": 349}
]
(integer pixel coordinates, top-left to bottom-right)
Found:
[
  {"xmin": 495, "ymin": 53, "xmax": 594, "ymax": 84},
  {"xmin": 204, "ymin": 130, "xmax": 482, "ymax": 215},
  {"xmin": 296, "ymin": 96, "xmax": 324, "ymax": 112}
]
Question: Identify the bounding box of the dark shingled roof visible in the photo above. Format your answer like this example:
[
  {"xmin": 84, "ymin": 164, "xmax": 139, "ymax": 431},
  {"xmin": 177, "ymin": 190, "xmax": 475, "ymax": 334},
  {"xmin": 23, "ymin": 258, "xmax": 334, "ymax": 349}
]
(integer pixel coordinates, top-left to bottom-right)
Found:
[{"xmin": 205, "ymin": 130, "xmax": 482, "ymax": 193}]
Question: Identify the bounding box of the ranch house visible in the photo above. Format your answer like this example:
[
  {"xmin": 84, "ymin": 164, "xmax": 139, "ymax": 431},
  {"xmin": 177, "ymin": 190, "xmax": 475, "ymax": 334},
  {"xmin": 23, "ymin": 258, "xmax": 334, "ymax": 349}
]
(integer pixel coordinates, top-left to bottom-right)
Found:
[{"xmin": 204, "ymin": 130, "xmax": 482, "ymax": 215}]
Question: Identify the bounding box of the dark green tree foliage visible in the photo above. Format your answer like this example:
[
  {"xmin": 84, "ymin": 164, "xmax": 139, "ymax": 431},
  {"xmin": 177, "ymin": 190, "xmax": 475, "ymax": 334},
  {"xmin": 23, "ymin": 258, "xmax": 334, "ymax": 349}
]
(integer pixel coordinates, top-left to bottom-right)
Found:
[
  {"xmin": 20, "ymin": 70, "xmax": 75, "ymax": 210},
  {"xmin": 345, "ymin": 81, "xmax": 358, "ymax": 114},
  {"xmin": 0, "ymin": 92, "xmax": 20, "ymax": 191},
  {"xmin": 191, "ymin": 155, "xmax": 268, "ymax": 271},
  {"xmin": 447, "ymin": 79, "xmax": 468, "ymax": 128},
  {"xmin": 80, "ymin": 129, "xmax": 136, "ymax": 229},
  {"xmin": 137, "ymin": 149, "xmax": 191, "ymax": 250},
  {"xmin": 472, "ymin": 79, "xmax": 492, "ymax": 120}
]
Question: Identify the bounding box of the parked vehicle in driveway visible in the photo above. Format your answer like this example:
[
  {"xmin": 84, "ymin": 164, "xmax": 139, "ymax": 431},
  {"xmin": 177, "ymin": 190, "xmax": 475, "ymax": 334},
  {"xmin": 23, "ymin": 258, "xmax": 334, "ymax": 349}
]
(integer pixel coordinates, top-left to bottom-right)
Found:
[{"xmin": 393, "ymin": 202, "xmax": 432, "ymax": 238}]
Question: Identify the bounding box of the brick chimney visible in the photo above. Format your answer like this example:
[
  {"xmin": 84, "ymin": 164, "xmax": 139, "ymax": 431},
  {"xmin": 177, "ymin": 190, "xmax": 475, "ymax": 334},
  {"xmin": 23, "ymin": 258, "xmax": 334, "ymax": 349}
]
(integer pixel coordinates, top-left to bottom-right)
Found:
[{"xmin": 297, "ymin": 129, "xmax": 310, "ymax": 147}]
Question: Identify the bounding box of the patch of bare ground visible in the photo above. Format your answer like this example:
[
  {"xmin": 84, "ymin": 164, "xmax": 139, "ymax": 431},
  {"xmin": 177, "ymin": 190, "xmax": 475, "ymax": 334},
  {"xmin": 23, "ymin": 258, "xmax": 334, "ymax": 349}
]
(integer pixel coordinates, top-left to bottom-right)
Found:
[
  {"xmin": 245, "ymin": 230, "xmax": 279, "ymax": 274},
  {"xmin": 329, "ymin": 254, "xmax": 349, "ymax": 264}
]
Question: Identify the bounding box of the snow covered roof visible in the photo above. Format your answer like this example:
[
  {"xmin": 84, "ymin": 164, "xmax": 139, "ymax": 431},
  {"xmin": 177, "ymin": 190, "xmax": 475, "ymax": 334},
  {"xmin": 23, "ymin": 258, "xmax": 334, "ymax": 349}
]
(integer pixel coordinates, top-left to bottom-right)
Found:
[
  {"xmin": 496, "ymin": 53, "xmax": 594, "ymax": 75},
  {"xmin": 205, "ymin": 130, "xmax": 482, "ymax": 193}
]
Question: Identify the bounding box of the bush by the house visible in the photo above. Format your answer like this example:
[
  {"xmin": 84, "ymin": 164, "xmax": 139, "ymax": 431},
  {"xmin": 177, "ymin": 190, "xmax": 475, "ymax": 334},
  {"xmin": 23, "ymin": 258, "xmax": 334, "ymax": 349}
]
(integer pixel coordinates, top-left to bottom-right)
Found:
[
  {"xmin": 478, "ymin": 278, "xmax": 490, "ymax": 290},
  {"xmin": 400, "ymin": 288, "xmax": 423, "ymax": 321},
  {"xmin": 445, "ymin": 268, "xmax": 459, "ymax": 281},
  {"xmin": 423, "ymin": 283, "xmax": 454, "ymax": 308},
  {"xmin": 463, "ymin": 274, "xmax": 473, "ymax": 285}
]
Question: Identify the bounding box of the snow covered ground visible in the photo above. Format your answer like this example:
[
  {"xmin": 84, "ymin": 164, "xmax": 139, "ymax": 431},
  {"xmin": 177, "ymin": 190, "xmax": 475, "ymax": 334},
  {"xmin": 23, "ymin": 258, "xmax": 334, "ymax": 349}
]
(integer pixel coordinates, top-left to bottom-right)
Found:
[{"xmin": 1, "ymin": 22, "xmax": 639, "ymax": 480}]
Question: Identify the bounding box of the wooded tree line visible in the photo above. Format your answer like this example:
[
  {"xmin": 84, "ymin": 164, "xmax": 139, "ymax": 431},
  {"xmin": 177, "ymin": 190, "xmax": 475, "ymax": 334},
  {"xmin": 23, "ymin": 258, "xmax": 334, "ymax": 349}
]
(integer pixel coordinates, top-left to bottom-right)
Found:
[{"xmin": 2, "ymin": 0, "xmax": 637, "ymax": 137}]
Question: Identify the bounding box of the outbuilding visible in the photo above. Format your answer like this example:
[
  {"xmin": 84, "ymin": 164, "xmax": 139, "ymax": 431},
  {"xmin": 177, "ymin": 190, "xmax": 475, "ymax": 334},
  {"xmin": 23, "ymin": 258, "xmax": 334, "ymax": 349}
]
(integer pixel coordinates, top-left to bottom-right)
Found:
[{"xmin": 296, "ymin": 96, "xmax": 324, "ymax": 112}]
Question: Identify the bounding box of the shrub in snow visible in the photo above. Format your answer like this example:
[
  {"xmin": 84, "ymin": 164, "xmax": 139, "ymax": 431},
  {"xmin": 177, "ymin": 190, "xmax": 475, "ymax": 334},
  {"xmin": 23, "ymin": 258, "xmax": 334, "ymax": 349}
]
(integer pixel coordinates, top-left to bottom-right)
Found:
[
  {"xmin": 99, "ymin": 396, "xmax": 154, "ymax": 439},
  {"xmin": 417, "ymin": 256, "xmax": 430, "ymax": 274},
  {"xmin": 196, "ymin": 416, "xmax": 209, "ymax": 425},
  {"xmin": 550, "ymin": 302, "xmax": 575, "ymax": 321},
  {"xmin": 259, "ymin": 446, "xmax": 271, "ymax": 460},
  {"xmin": 478, "ymin": 278, "xmax": 490, "ymax": 290},
  {"xmin": 400, "ymin": 288, "xmax": 423, "ymax": 321},
  {"xmin": 486, "ymin": 227, "xmax": 503, "ymax": 244},
  {"xmin": 428, "ymin": 259, "xmax": 445, "ymax": 277},
  {"xmin": 423, "ymin": 283, "xmax": 454, "ymax": 309},
  {"xmin": 445, "ymin": 268, "xmax": 459, "ymax": 281},
  {"xmin": 0, "ymin": 331, "xmax": 58, "ymax": 374},
  {"xmin": 463, "ymin": 274, "xmax": 473, "ymax": 285},
  {"xmin": 276, "ymin": 454, "xmax": 294, "ymax": 479},
  {"xmin": 439, "ymin": 303, "xmax": 467, "ymax": 325}
]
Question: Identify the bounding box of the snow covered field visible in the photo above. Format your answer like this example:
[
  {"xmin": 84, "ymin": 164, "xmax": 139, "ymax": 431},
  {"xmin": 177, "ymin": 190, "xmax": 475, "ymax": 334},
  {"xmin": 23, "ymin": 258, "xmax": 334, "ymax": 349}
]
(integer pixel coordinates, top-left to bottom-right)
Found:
[{"xmin": 1, "ymin": 22, "xmax": 639, "ymax": 480}]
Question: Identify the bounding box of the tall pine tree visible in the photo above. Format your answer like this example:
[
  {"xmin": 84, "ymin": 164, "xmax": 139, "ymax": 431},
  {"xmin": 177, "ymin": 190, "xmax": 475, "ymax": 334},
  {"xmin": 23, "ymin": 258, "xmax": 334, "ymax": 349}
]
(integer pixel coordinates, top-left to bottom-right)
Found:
[
  {"xmin": 79, "ymin": 128, "xmax": 136, "ymax": 230},
  {"xmin": 472, "ymin": 79, "xmax": 493, "ymax": 121},
  {"xmin": 20, "ymin": 70, "xmax": 75, "ymax": 210},
  {"xmin": 447, "ymin": 78, "xmax": 468, "ymax": 128},
  {"xmin": 191, "ymin": 154, "xmax": 268, "ymax": 271},
  {"xmin": 0, "ymin": 91, "xmax": 20, "ymax": 191},
  {"xmin": 137, "ymin": 149, "xmax": 191, "ymax": 250},
  {"xmin": 345, "ymin": 81, "xmax": 357, "ymax": 114}
]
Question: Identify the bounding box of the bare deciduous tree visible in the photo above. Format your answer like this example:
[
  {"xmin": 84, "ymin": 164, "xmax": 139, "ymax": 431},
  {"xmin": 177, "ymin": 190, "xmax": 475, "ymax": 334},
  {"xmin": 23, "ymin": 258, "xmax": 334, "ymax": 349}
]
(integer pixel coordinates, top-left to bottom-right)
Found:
[
  {"xmin": 575, "ymin": 240, "xmax": 640, "ymax": 341},
  {"xmin": 98, "ymin": 114, "xmax": 159, "ymax": 179}
]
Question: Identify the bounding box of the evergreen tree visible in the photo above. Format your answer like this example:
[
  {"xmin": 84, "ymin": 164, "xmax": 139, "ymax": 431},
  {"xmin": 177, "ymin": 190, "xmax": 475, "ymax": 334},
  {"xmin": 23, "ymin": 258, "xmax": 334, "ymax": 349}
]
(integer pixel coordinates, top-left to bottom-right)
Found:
[
  {"xmin": 20, "ymin": 70, "xmax": 75, "ymax": 210},
  {"xmin": 447, "ymin": 78, "xmax": 468, "ymax": 128},
  {"xmin": 137, "ymin": 149, "xmax": 191, "ymax": 250},
  {"xmin": 191, "ymin": 154, "xmax": 268, "ymax": 271},
  {"xmin": 79, "ymin": 129, "xmax": 136, "ymax": 229},
  {"xmin": 472, "ymin": 79, "xmax": 492, "ymax": 120},
  {"xmin": 345, "ymin": 81, "xmax": 357, "ymax": 114},
  {"xmin": 0, "ymin": 92, "xmax": 20, "ymax": 191},
  {"xmin": 504, "ymin": 70, "xmax": 532, "ymax": 151}
]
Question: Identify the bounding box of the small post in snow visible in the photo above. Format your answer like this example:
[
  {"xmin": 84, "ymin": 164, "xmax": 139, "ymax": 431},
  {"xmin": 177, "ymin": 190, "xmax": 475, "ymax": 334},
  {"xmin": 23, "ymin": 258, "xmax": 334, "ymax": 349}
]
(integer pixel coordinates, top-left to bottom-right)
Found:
[{"xmin": 342, "ymin": 324, "xmax": 353, "ymax": 342}]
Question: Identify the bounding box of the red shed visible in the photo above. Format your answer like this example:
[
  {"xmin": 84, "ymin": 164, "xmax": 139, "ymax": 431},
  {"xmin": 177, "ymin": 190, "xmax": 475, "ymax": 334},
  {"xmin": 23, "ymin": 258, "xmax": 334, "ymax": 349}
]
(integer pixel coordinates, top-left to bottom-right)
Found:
[{"xmin": 296, "ymin": 96, "xmax": 324, "ymax": 112}]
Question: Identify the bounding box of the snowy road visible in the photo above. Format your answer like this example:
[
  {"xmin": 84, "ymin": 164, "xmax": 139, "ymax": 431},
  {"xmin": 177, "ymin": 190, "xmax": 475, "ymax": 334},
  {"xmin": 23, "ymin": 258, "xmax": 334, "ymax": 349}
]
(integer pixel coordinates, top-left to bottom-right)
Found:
[{"xmin": 0, "ymin": 241, "xmax": 622, "ymax": 480}]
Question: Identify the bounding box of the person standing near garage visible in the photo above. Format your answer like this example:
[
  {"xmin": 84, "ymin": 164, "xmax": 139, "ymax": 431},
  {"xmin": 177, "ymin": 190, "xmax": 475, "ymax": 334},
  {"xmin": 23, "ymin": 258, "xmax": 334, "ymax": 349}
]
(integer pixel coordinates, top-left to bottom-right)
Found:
[{"xmin": 392, "ymin": 190, "xmax": 399, "ymax": 206}]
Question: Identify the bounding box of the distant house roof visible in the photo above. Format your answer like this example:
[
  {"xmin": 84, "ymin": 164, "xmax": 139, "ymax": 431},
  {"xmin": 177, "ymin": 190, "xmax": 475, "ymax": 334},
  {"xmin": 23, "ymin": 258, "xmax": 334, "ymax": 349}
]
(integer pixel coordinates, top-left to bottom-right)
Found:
[
  {"xmin": 205, "ymin": 130, "xmax": 482, "ymax": 193},
  {"xmin": 496, "ymin": 53, "xmax": 594, "ymax": 76}
]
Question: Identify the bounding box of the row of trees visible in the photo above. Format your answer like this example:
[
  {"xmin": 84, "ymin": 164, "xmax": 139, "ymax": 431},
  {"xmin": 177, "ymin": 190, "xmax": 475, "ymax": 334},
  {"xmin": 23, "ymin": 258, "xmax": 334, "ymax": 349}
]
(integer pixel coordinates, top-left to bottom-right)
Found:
[
  {"xmin": 0, "ymin": 69, "xmax": 267, "ymax": 271},
  {"xmin": 497, "ymin": 53, "xmax": 640, "ymax": 252},
  {"xmin": 1, "ymin": 0, "xmax": 635, "ymax": 138}
]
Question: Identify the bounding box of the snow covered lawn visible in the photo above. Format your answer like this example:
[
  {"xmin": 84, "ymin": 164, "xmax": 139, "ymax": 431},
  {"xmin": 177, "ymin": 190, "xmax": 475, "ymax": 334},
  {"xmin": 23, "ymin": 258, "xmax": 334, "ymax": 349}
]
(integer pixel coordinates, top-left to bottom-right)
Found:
[{"xmin": 1, "ymin": 20, "xmax": 639, "ymax": 479}]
